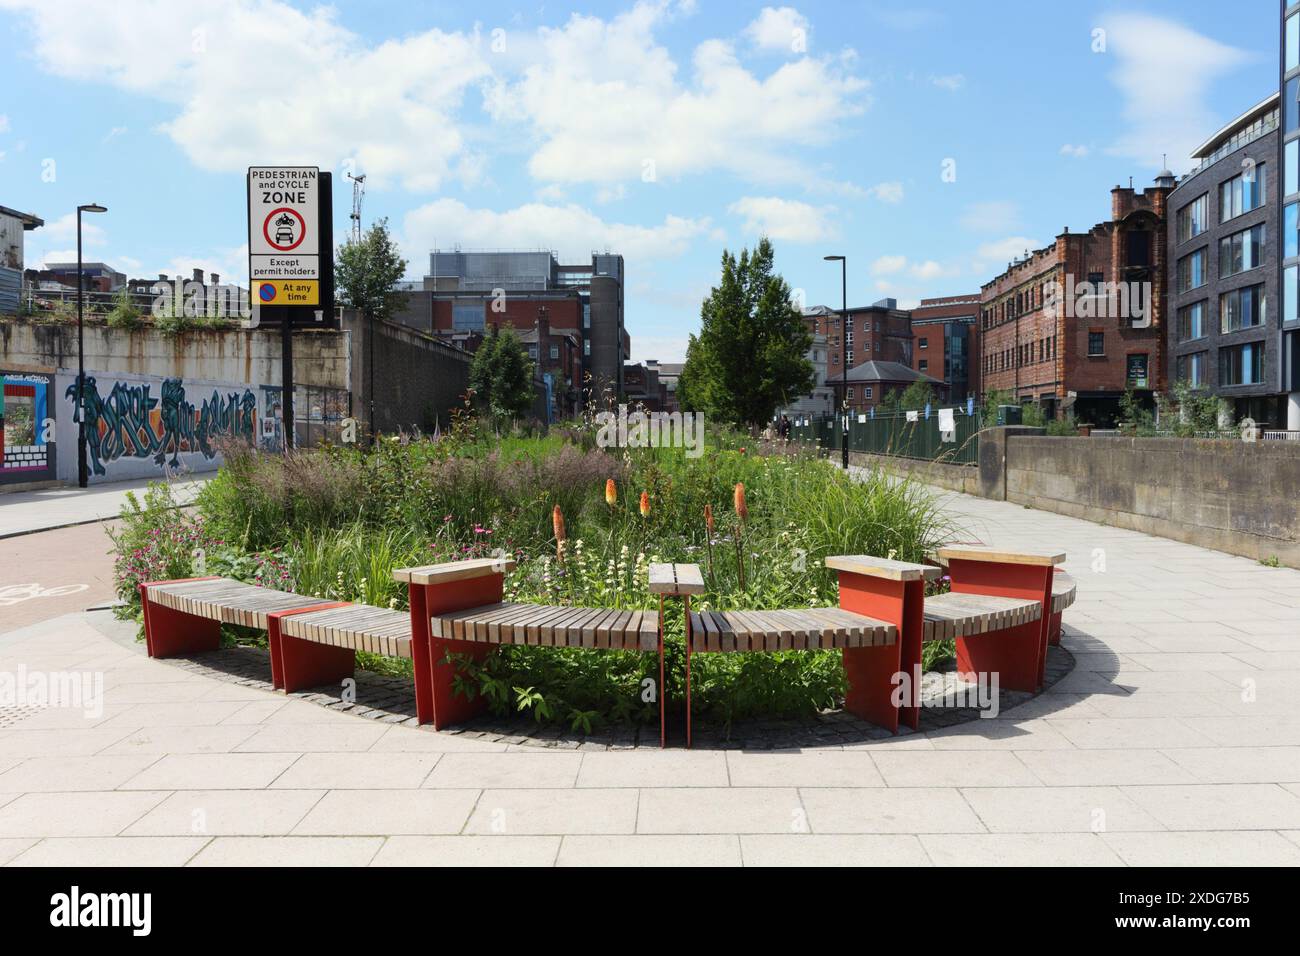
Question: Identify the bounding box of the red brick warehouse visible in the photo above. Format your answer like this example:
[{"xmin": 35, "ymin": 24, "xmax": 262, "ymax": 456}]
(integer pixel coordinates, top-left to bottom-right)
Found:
[{"xmin": 979, "ymin": 173, "xmax": 1173, "ymax": 425}]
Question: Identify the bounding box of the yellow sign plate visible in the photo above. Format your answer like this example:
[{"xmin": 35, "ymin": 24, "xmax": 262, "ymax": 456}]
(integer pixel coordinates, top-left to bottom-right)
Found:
[{"xmin": 256, "ymin": 280, "xmax": 319, "ymax": 306}]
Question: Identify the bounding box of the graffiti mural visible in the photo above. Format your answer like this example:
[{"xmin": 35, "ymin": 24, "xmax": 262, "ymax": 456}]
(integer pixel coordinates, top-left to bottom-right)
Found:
[
  {"xmin": 1, "ymin": 370, "xmax": 56, "ymax": 484},
  {"xmin": 66, "ymin": 376, "xmax": 257, "ymax": 475}
]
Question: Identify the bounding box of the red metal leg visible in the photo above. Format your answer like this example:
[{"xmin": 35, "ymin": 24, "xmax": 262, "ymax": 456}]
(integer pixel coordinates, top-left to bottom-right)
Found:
[
  {"xmin": 1048, "ymin": 609, "xmax": 1064, "ymax": 647},
  {"xmin": 947, "ymin": 559, "xmax": 1054, "ymax": 692},
  {"xmin": 658, "ymin": 595, "xmax": 666, "ymax": 749},
  {"xmin": 139, "ymin": 579, "xmax": 223, "ymax": 659},
  {"xmin": 836, "ymin": 572, "xmax": 924, "ymax": 732},
  {"xmin": 683, "ymin": 595, "xmax": 692, "ymax": 749},
  {"xmin": 409, "ymin": 573, "xmax": 502, "ymax": 729},
  {"xmin": 267, "ymin": 603, "xmax": 351, "ymax": 691}
]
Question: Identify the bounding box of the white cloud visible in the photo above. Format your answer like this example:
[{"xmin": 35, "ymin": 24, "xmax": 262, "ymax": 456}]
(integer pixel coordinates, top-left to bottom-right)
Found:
[
  {"xmin": 866, "ymin": 181, "xmax": 904, "ymax": 204},
  {"xmin": 487, "ymin": 2, "xmax": 866, "ymax": 185},
  {"xmin": 727, "ymin": 195, "xmax": 835, "ymax": 242},
  {"xmin": 2, "ymin": 0, "xmax": 491, "ymax": 190},
  {"xmin": 0, "ymin": 114, "xmax": 9, "ymax": 133},
  {"xmin": 1060, "ymin": 143, "xmax": 1089, "ymax": 158},
  {"xmin": 745, "ymin": 6, "xmax": 810, "ymax": 54},
  {"xmin": 976, "ymin": 236, "xmax": 1043, "ymax": 265},
  {"xmin": 930, "ymin": 73, "xmax": 964, "ymax": 91},
  {"xmin": 402, "ymin": 198, "xmax": 711, "ymax": 267},
  {"xmin": 871, "ymin": 255, "xmax": 907, "ymax": 275},
  {"xmin": 39, "ymin": 212, "xmax": 108, "ymax": 246},
  {"xmin": 908, "ymin": 260, "xmax": 944, "ymax": 280},
  {"xmin": 1102, "ymin": 13, "xmax": 1252, "ymax": 169},
  {"xmin": 103, "ymin": 125, "xmax": 127, "ymax": 143},
  {"xmin": 959, "ymin": 200, "xmax": 1021, "ymax": 234}
]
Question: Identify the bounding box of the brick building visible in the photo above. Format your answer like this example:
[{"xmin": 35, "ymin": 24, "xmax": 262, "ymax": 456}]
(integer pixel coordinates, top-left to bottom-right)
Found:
[
  {"xmin": 979, "ymin": 176, "xmax": 1172, "ymax": 425},
  {"xmin": 393, "ymin": 250, "xmax": 629, "ymax": 411},
  {"xmin": 805, "ymin": 299, "xmax": 913, "ymax": 386},
  {"xmin": 910, "ymin": 294, "xmax": 979, "ymax": 403}
]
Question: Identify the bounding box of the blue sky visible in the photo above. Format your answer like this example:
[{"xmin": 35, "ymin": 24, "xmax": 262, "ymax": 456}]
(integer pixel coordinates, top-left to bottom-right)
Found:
[{"xmin": 0, "ymin": 0, "xmax": 1280, "ymax": 361}]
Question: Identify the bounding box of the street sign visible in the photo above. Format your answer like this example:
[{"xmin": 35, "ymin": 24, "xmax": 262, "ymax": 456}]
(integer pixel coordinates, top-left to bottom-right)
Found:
[
  {"xmin": 248, "ymin": 167, "xmax": 320, "ymax": 280},
  {"xmin": 255, "ymin": 279, "xmax": 319, "ymax": 306}
]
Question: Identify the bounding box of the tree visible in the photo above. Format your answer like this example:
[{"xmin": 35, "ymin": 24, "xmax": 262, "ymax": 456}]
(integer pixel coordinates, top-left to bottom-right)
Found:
[
  {"xmin": 896, "ymin": 380, "xmax": 934, "ymax": 411},
  {"xmin": 469, "ymin": 325, "xmax": 535, "ymax": 421},
  {"xmin": 678, "ymin": 238, "xmax": 814, "ymax": 428},
  {"xmin": 334, "ymin": 218, "xmax": 408, "ymax": 322}
]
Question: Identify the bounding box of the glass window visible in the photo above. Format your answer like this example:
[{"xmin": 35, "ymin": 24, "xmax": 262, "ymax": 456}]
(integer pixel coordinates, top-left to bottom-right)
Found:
[
  {"xmin": 452, "ymin": 302, "xmax": 485, "ymax": 332},
  {"xmin": 1288, "ymin": 140, "xmax": 1299, "ymax": 197},
  {"xmin": 918, "ymin": 359, "xmax": 929, "ymax": 371},
  {"xmin": 1178, "ymin": 248, "xmax": 1207, "ymax": 292},
  {"xmin": 1176, "ymin": 194, "xmax": 1208, "ymax": 242},
  {"xmin": 1178, "ymin": 300, "xmax": 1207, "ymax": 341},
  {"xmin": 1288, "ymin": 76, "xmax": 1300, "ymax": 135},
  {"xmin": 1218, "ymin": 224, "xmax": 1266, "ymax": 278},
  {"xmin": 1289, "ymin": 202, "xmax": 1299, "ymax": 259},
  {"xmin": 1220, "ymin": 164, "xmax": 1266, "ymax": 221},
  {"xmin": 1289, "ymin": 12, "xmax": 1299, "ymax": 72},
  {"xmin": 1288, "ymin": 265, "xmax": 1299, "ymax": 324},
  {"xmin": 1088, "ymin": 331, "xmax": 1105, "ymax": 356},
  {"xmin": 549, "ymin": 344, "xmax": 559, "ymax": 360},
  {"xmin": 919, "ymin": 337, "xmax": 928, "ymax": 349},
  {"xmin": 1177, "ymin": 351, "xmax": 1209, "ymax": 388},
  {"xmin": 1219, "ymin": 342, "xmax": 1263, "ymax": 385},
  {"xmin": 1219, "ymin": 284, "xmax": 1266, "ymax": 333}
]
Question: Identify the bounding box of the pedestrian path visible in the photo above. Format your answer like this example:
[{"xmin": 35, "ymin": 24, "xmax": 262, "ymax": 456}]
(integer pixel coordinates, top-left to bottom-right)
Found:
[
  {"xmin": 0, "ymin": 484, "xmax": 1297, "ymax": 866},
  {"xmin": 0, "ymin": 477, "xmax": 206, "ymax": 538}
]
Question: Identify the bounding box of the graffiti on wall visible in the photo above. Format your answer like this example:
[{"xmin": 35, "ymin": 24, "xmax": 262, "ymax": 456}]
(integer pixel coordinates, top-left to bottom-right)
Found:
[
  {"xmin": 1, "ymin": 371, "xmax": 56, "ymax": 483},
  {"xmin": 66, "ymin": 376, "xmax": 257, "ymax": 475}
]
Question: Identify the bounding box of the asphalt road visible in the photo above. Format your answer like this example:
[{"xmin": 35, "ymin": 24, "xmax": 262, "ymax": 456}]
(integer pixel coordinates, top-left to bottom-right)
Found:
[{"xmin": 0, "ymin": 521, "xmax": 120, "ymax": 634}]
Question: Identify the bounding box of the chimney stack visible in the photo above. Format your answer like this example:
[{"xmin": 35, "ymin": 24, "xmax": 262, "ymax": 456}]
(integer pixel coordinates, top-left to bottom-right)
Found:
[
  {"xmin": 193, "ymin": 268, "xmax": 204, "ymax": 284},
  {"xmin": 210, "ymin": 272, "xmax": 220, "ymax": 287}
]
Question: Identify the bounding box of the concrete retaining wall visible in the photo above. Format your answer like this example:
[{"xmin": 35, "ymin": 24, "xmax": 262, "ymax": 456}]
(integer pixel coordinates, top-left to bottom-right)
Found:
[
  {"xmin": 1004, "ymin": 435, "xmax": 1300, "ymax": 567},
  {"xmin": 848, "ymin": 450, "xmax": 981, "ymax": 496}
]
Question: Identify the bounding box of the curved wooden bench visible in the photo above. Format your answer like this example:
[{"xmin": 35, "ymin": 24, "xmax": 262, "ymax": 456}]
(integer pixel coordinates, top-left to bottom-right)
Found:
[
  {"xmin": 140, "ymin": 578, "xmax": 338, "ymax": 659},
  {"xmin": 687, "ymin": 608, "xmax": 895, "ymax": 651},
  {"xmin": 921, "ymin": 592, "xmax": 1042, "ymax": 641},
  {"xmin": 431, "ymin": 603, "xmax": 658, "ymax": 650}
]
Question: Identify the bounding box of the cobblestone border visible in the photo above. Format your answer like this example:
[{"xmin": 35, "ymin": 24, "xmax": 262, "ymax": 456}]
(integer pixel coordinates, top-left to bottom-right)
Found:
[{"xmin": 124, "ymin": 623, "xmax": 1074, "ymax": 750}]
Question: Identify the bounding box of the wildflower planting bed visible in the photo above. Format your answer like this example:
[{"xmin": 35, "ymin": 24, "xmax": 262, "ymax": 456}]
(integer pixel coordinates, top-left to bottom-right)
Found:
[{"xmin": 111, "ymin": 429, "xmax": 963, "ymax": 735}]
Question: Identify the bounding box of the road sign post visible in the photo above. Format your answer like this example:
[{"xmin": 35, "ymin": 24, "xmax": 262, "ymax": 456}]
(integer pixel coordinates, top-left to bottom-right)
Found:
[{"xmin": 247, "ymin": 167, "xmax": 334, "ymax": 450}]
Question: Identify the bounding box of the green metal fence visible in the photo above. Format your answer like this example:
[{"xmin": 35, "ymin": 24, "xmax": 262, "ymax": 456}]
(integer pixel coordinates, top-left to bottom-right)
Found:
[{"xmin": 789, "ymin": 407, "xmax": 981, "ymax": 465}]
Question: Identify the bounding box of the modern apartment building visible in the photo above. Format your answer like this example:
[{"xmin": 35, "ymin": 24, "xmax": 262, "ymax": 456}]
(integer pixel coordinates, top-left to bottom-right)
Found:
[
  {"xmin": 980, "ymin": 178, "xmax": 1171, "ymax": 425},
  {"xmin": 1281, "ymin": 1, "xmax": 1300, "ymax": 428},
  {"xmin": 396, "ymin": 250, "xmax": 629, "ymax": 405},
  {"xmin": 1168, "ymin": 93, "xmax": 1283, "ymax": 424},
  {"xmin": 910, "ymin": 294, "xmax": 979, "ymax": 402}
]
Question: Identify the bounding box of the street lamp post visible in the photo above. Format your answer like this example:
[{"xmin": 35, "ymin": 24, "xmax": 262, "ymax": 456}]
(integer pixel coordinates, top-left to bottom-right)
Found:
[
  {"xmin": 824, "ymin": 255, "xmax": 849, "ymax": 470},
  {"xmin": 76, "ymin": 203, "xmax": 108, "ymax": 488}
]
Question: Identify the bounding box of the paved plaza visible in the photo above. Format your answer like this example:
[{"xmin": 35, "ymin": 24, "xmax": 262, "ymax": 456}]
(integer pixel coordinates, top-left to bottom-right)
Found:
[{"xmin": 1, "ymin": 486, "xmax": 1298, "ymax": 866}]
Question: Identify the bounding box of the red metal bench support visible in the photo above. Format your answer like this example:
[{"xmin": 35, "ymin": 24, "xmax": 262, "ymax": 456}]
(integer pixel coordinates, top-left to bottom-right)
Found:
[
  {"xmin": 268, "ymin": 602, "xmax": 354, "ymax": 693},
  {"xmin": 946, "ymin": 559, "xmax": 1054, "ymax": 692},
  {"xmin": 139, "ymin": 577, "xmax": 223, "ymax": 658},
  {"xmin": 835, "ymin": 571, "xmax": 923, "ymax": 732}
]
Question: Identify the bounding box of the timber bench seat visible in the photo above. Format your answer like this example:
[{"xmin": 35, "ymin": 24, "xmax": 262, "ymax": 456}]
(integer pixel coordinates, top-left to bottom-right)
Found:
[
  {"xmin": 921, "ymin": 592, "xmax": 1042, "ymax": 641},
  {"xmin": 431, "ymin": 603, "xmax": 659, "ymax": 650},
  {"xmin": 687, "ymin": 608, "xmax": 896, "ymax": 652}
]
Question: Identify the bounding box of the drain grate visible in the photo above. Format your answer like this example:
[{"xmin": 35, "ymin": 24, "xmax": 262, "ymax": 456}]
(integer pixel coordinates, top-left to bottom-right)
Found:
[{"xmin": 0, "ymin": 706, "xmax": 41, "ymax": 729}]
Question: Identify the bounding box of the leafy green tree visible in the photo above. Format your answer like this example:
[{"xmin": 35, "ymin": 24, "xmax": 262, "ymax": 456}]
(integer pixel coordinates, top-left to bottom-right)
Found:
[
  {"xmin": 679, "ymin": 238, "xmax": 814, "ymax": 428},
  {"xmin": 335, "ymin": 218, "xmax": 408, "ymax": 323},
  {"xmin": 896, "ymin": 380, "xmax": 934, "ymax": 411},
  {"xmin": 469, "ymin": 325, "xmax": 535, "ymax": 421}
]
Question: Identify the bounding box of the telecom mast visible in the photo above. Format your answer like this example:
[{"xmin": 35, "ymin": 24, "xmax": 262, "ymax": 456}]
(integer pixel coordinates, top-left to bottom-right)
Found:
[{"xmin": 346, "ymin": 171, "xmax": 366, "ymax": 243}]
